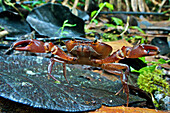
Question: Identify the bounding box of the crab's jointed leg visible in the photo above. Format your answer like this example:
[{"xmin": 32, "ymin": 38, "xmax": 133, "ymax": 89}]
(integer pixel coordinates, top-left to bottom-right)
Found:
[
  {"xmin": 101, "ymin": 63, "xmax": 129, "ymax": 106},
  {"xmin": 92, "ymin": 44, "xmax": 160, "ymax": 64},
  {"xmin": 48, "ymin": 58, "xmax": 68, "ymax": 83}
]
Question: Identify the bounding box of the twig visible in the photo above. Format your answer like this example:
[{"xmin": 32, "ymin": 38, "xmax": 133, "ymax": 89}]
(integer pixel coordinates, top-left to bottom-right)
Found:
[
  {"xmin": 120, "ymin": 16, "xmax": 130, "ymax": 36},
  {"xmin": 99, "ymin": 11, "xmax": 164, "ymax": 15},
  {"xmin": 125, "ymin": 0, "xmax": 130, "ymax": 11},
  {"xmin": 84, "ymin": 0, "xmax": 90, "ymax": 11},
  {"xmin": 73, "ymin": 0, "xmax": 79, "ymax": 8},
  {"xmin": 158, "ymin": 0, "xmax": 166, "ymax": 13}
]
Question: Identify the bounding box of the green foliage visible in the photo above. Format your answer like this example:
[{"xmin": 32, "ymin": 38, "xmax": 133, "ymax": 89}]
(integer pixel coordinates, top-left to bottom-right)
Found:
[
  {"xmin": 91, "ymin": 10, "xmax": 97, "ymax": 18},
  {"xmin": 102, "ymin": 33, "xmax": 119, "ymax": 42},
  {"xmin": 105, "ymin": 23, "xmax": 116, "ymax": 27},
  {"xmin": 129, "ymin": 26, "xmax": 145, "ymax": 34},
  {"xmin": 31, "ymin": 0, "xmax": 45, "ymax": 7},
  {"xmin": 21, "ymin": 4, "xmax": 32, "ymax": 11},
  {"xmin": 0, "ymin": 0, "xmax": 6, "ymax": 11},
  {"xmin": 99, "ymin": 2, "xmax": 114, "ymax": 11},
  {"xmin": 56, "ymin": 20, "xmax": 76, "ymax": 37},
  {"xmin": 132, "ymin": 58, "xmax": 170, "ymax": 108},
  {"xmin": 111, "ymin": 17, "xmax": 124, "ymax": 26},
  {"xmin": 127, "ymin": 35, "xmax": 146, "ymax": 44},
  {"xmin": 3, "ymin": 0, "xmax": 24, "ymax": 18},
  {"xmin": 90, "ymin": 2, "xmax": 114, "ymax": 24},
  {"xmin": 0, "ymin": 26, "xmax": 4, "ymax": 31},
  {"xmin": 21, "ymin": 0, "xmax": 46, "ymax": 11}
]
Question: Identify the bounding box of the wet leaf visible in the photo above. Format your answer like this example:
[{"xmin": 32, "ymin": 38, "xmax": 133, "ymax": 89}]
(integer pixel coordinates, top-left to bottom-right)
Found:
[
  {"xmin": 0, "ymin": 11, "xmax": 31, "ymax": 37},
  {"xmin": 26, "ymin": 3, "xmax": 85, "ymax": 37},
  {"xmin": 0, "ymin": 55, "xmax": 144, "ymax": 112}
]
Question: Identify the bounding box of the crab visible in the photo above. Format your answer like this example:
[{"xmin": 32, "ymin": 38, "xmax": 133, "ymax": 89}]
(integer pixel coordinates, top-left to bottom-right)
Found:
[{"xmin": 7, "ymin": 39, "xmax": 159, "ymax": 106}]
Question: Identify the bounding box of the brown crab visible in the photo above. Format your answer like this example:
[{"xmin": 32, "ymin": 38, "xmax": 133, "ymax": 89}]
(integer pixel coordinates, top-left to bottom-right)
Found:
[{"xmin": 7, "ymin": 39, "xmax": 159, "ymax": 106}]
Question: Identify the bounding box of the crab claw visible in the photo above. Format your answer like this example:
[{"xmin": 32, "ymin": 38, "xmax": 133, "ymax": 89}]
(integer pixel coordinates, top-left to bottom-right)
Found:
[
  {"xmin": 128, "ymin": 44, "xmax": 160, "ymax": 58},
  {"xmin": 12, "ymin": 39, "xmax": 46, "ymax": 53}
]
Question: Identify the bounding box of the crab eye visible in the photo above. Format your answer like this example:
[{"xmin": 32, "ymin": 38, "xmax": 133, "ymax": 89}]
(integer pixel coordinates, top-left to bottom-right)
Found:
[
  {"xmin": 46, "ymin": 45, "xmax": 49, "ymax": 50},
  {"xmin": 71, "ymin": 37, "xmax": 75, "ymax": 41},
  {"xmin": 44, "ymin": 43, "xmax": 49, "ymax": 50},
  {"xmin": 93, "ymin": 39, "xmax": 97, "ymax": 43}
]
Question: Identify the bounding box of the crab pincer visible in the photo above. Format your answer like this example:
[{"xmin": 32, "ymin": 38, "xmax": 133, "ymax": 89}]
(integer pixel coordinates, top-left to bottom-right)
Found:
[{"xmin": 7, "ymin": 39, "xmax": 160, "ymax": 106}]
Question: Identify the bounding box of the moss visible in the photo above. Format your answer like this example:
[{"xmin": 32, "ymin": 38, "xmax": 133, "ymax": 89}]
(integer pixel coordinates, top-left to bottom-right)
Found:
[
  {"xmin": 137, "ymin": 66, "xmax": 170, "ymax": 108},
  {"xmin": 137, "ymin": 68, "xmax": 169, "ymax": 94}
]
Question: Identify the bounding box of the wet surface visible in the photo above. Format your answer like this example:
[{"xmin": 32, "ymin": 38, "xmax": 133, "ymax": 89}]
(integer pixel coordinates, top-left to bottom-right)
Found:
[{"xmin": 0, "ymin": 55, "xmax": 145, "ymax": 112}]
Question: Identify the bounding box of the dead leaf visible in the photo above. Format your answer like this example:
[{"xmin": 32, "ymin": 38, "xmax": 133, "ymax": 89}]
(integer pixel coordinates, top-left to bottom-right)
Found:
[
  {"xmin": 26, "ymin": 3, "xmax": 85, "ymax": 37},
  {"xmin": 104, "ymin": 39, "xmax": 133, "ymax": 53},
  {"xmin": 90, "ymin": 105, "xmax": 168, "ymax": 113}
]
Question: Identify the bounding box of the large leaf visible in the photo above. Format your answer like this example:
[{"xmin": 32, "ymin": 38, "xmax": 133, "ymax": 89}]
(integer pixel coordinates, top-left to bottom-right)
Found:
[
  {"xmin": 26, "ymin": 3, "xmax": 85, "ymax": 37},
  {"xmin": 0, "ymin": 11, "xmax": 31, "ymax": 37},
  {"xmin": 0, "ymin": 55, "xmax": 144, "ymax": 112}
]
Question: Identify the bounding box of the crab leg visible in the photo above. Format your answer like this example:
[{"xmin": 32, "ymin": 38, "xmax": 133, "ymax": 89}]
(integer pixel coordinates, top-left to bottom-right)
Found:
[
  {"xmin": 92, "ymin": 44, "xmax": 159, "ymax": 64},
  {"xmin": 48, "ymin": 58, "xmax": 69, "ymax": 83},
  {"xmin": 102, "ymin": 63, "xmax": 129, "ymax": 106},
  {"xmin": 9, "ymin": 39, "xmax": 77, "ymax": 82}
]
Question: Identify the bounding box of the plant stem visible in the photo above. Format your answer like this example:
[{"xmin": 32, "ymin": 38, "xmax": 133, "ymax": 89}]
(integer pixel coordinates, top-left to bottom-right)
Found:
[
  {"xmin": 120, "ymin": 16, "xmax": 130, "ymax": 36},
  {"xmin": 90, "ymin": 2, "xmax": 106, "ymax": 24}
]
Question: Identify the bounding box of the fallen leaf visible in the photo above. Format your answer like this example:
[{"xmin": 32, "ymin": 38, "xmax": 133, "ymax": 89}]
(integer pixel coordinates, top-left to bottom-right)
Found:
[
  {"xmin": 26, "ymin": 3, "xmax": 85, "ymax": 37},
  {"xmin": 104, "ymin": 39, "xmax": 133, "ymax": 53},
  {"xmin": 0, "ymin": 55, "xmax": 145, "ymax": 112},
  {"xmin": 0, "ymin": 11, "xmax": 31, "ymax": 37},
  {"xmin": 90, "ymin": 105, "xmax": 168, "ymax": 113}
]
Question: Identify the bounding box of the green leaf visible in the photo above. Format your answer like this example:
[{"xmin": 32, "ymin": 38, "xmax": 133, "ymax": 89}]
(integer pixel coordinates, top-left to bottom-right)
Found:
[
  {"xmin": 132, "ymin": 65, "xmax": 156, "ymax": 74},
  {"xmin": 93, "ymin": 19, "xmax": 98, "ymax": 24},
  {"xmin": 142, "ymin": 65, "xmax": 156, "ymax": 73},
  {"xmin": 134, "ymin": 35, "xmax": 143, "ymax": 39},
  {"xmin": 99, "ymin": 3, "xmax": 105, "ymax": 9},
  {"xmin": 0, "ymin": 26, "xmax": 5, "ymax": 30},
  {"xmin": 162, "ymin": 10, "xmax": 170, "ymax": 14},
  {"xmin": 62, "ymin": 31, "xmax": 69, "ymax": 34},
  {"xmin": 105, "ymin": 2, "xmax": 114, "ymax": 11},
  {"xmin": 140, "ymin": 38, "xmax": 145, "ymax": 44},
  {"xmin": 21, "ymin": 5, "xmax": 32, "ymax": 11},
  {"xmin": 64, "ymin": 23, "xmax": 76, "ymax": 27},
  {"xmin": 158, "ymin": 58, "xmax": 167, "ymax": 64},
  {"xmin": 111, "ymin": 17, "xmax": 123, "ymax": 26},
  {"xmin": 31, "ymin": 1, "xmax": 45, "ymax": 7},
  {"xmin": 130, "ymin": 66, "xmax": 140, "ymax": 73},
  {"xmin": 105, "ymin": 23, "xmax": 116, "ymax": 27},
  {"xmin": 139, "ymin": 57, "xmax": 146, "ymax": 63},
  {"xmin": 91, "ymin": 10, "xmax": 97, "ymax": 18},
  {"xmin": 166, "ymin": 60, "xmax": 170, "ymax": 63},
  {"xmin": 130, "ymin": 26, "xmax": 145, "ymax": 34},
  {"xmin": 63, "ymin": 20, "xmax": 69, "ymax": 25}
]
